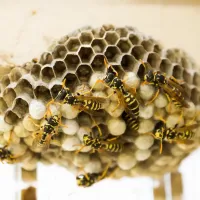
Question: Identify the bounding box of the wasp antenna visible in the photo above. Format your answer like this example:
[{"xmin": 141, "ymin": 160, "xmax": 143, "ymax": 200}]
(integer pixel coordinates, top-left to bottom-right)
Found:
[{"xmin": 104, "ymin": 58, "xmax": 109, "ymax": 68}]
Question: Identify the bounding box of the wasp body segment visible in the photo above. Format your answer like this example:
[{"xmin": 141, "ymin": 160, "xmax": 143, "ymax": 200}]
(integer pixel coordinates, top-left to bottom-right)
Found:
[
  {"xmin": 0, "ymin": 147, "xmax": 14, "ymax": 163},
  {"xmin": 141, "ymin": 61, "xmax": 189, "ymax": 109},
  {"xmin": 152, "ymin": 119, "xmax": 198, "ymax": 153}
]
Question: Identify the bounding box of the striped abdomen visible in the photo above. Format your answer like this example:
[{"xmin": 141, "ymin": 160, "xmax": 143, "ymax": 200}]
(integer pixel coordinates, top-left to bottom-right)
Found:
[
  {"xmin": 176, "ymin": 130, "xmax": 194, "ymax": 140},
  {"xmin": 82, "ymin": 100, "xmax": 102, "ymax": 111},
  {"xmin": 123, "ymin": 91, "xmax": 139, "ymax": 118},
  {"xmin": 122, "ymin": 111, "xmax": 139, "ymax": 130},
  {"xmin": 39, "ymin": 132, "xmax": 49, "ymax": 145},
  {"xmin": 103, "ymin": 143, "xmax": 123, "ymax": 152}
]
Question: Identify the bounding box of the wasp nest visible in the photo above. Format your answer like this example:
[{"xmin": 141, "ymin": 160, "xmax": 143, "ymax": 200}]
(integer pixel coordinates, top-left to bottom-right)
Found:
[{"xmin": 0, "ymin": 24, "xmax": 200, "ymax": 180}]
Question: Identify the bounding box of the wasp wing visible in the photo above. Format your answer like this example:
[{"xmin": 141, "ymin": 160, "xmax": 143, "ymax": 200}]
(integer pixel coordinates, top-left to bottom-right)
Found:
[
  {"xmin": 161, "ymin": 83, "xmax": 190, "ymax": 108},
  {"xmin": 167, "ymin": 77, "xmax": 188, "ymax": 97},
  {"xmin": 174, "ymin": 124, "xmax": 199, "ymax": 132},
  {"xmin": 75, "ymin": 95, "xmax": 107, "ymax": 103}
]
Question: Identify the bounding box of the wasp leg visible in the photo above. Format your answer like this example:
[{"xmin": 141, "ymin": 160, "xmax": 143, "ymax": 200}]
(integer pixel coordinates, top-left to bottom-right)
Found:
[
  {"xmin": 74, "ymin": 145, "xmax": 86, "ymax": 155},
  {"xmin": 146, "ymin": 88, "xmax": 160, "ymax": 105},
  {"xmin": 154, "ymin": 114, "xmax": 166, "ymax": 123},
  {"xmin": 105, "ymin": 136, "xmax": 119, "ymax": 142},
  {"xmin": 97, "ymin": 162, "xmax": 110, "ymax": 181},
  {"xmin": 176, "ymin": 110, "xmax": 184, "ymax": 125},
  {"xmin": 159, "ymin": 139, "xmax": 163, "ymax": 154},
  {"xmin": 169, "ymin": 76, "xmax": 184, "ymax": 84},
  {"xmin": 112, "ymin": 96, "xmax": 121, "ymax": 112},
  {"xmin": 28, "ymin": 117, "xmax": 41, "ymax": 128}
]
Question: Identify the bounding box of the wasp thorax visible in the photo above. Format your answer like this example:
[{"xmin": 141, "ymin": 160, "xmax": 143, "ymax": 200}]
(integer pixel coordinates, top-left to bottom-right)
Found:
[
  {"xmin": 155, "ymin": 73, "xmax": 166, "ymax": 84},
  {"xmin": 104, "ymin": 72, "xmax": 115, "ymax": 84}
]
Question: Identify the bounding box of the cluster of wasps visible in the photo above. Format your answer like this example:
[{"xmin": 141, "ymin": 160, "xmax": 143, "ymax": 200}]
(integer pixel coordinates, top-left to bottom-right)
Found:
[{"xmin": 24, "ymin": 57, "xmax": 198, "ymax": 187}]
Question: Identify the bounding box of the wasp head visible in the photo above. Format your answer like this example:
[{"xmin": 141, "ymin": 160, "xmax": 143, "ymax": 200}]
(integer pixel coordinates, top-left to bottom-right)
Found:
[
  {"xmin": 104, "ymin": 72, "xmax": 115, "ymax": 84},
  {"xmin": 144, "ymin": 70, "xmax": 154, "ymax": 83}
]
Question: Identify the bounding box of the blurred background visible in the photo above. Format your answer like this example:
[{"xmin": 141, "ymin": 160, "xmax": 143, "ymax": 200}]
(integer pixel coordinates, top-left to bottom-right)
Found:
[{"xmin": 0, "ymin": 0, "xmax": 200, "ymax": 199}]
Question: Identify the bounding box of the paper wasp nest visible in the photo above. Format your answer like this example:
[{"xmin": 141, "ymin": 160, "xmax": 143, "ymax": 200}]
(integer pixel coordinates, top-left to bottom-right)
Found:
[{"xmin": 0, "ymin": 24, "xmax": 200, "ymax": 179}]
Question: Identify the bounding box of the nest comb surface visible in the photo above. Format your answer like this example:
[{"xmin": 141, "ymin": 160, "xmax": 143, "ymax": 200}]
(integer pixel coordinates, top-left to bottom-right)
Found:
[{"xmin": 0, "ymin": 24, "xmax": 200, "ymax": 179}]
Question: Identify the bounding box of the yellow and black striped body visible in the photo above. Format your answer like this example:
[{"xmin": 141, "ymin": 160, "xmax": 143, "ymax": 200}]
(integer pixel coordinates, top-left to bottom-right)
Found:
[
  {"xmin": 0, "ymin": 147, "xmax": 13, "ymax": 162},
  {"xmin": 153, "ymin": 120, "xmax": 195, "ymax": 142},
  {"xmin": 81, "ymin": 99, "xmax": 102, "ymax": 111},
  {"xmin": 82, "ymin": 134, "xmax": 123, "ymax": 153},
  {"xmin": 76, "ymin": 173, "xmax": 99, "ymax": 187},
  {"xmin": 144, "ymin": 70, "xmax": 189, "ymax": 108},
  {"xmin": 122, "ymin": 91, "xmax": 139, "ymax": 119},
  {"xmin": 122, "ymin": 111, "xmax": 139, "ymax": 130},
  {"xmin": 166, "ymin": 128, "xmax": 194, "ymax": 141},
  {"xmin": 39, "ymin": 115, "xmax": 60, "ymax": 146},
  {"xmin": 102, "ymin": 143, "xmax": 123, "ymax": 152},
  {"xmin": 83, "ymin": 134, "xmax": 102, "ymax": 150}
]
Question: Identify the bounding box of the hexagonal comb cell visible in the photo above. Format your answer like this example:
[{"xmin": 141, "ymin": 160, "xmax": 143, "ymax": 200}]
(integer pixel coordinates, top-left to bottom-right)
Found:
[
  {"xmin": 50, "ymin": 84, "xmax": 62, "ymax": 99},
  {"xmin": 66, "ymin": 38, "xmax": 81, "ymax": 52},
  {"xmin": 181, "ymin": 58, "xmax": 190, "ymax": 69},
  {"xmin": 104, "ymin": 32, "xmax": 119, "ymax": 45},
  {"xmin": 117, "ymin": 39, "xmax": 131, "ymax": 53},
  {"xmin": 153, "ymin": 44, "xmax": 162, "ymax": 54},
  {"xmin": 65, "ymin": 54, "xmax": 80, "ymax": 70},
  {"xmin": 14, "ymin": 79, "xmax": 34, "ymax": 98},
  {"xmin": 91, "ymin": 55, "xmax": 105, "ymax": 71},
  {"xmin": 131, "ymin": 46, "xmax": 146, "ymax": 60},
  {"xmin": 183, "ymin": 70, "xmax": 193, "ymax": 85},
  {"xmin": 41, "ymin": 66, "xmax": 55, "ymax": 83},
  {"xmin": 129, "ymin": 33, "xmax": 141, "ymax": 45},
  {"xmin": 0, "ymin": 97, "xmax": 8, "ymax": 113},
  {"xmin": 63, "ymin": 73, "xmax": 79, "ymax": 90},
  {"xmin": 105, "ymin": 46, "xmax": 121, "ymax": 62},
  {"xmin": 79, "ymin": 32, "xmax": 93, "ymax": 45},
  {"xmin": 9, "ymin": 68, "xmax": 23, "ymax": 82},
  {"xmin": 182, "ymin": 83, "xmax": 191, "ymax": 98},
  {"xmin": 76, "ymin": 64, "xmax": 93, "ymax": 82},
  {"xmin": 147, "ymin": 53, "xmax": 161, "ymax": 69},
  {"xmin": 160, "ymin": 59, "xmax": 172, "ymax": 75},
  {"xmin": 91, "ymin": 39, "xmax": 107, "ymax": 53},
  {"xmin": 3, "ymin": 88, "xmax": 16, "ymax": 107},
  {"xmin": 34, "ymin": 86, "xmax": 51, "ymax": 102},
  {"xmin": 4, "ymin": 110, "xmax": 19, "ymax": 125},
  {"xmin": 12, "ymin": 98, "xmax": 29, "ymax": 118},
  {"xmin": 1, "ymin": 75, "xmax": 10, "ymax": 89},
  {"xmin": 52, "ymin": 60, "xmax": 67, "ymax": 78},
  {"xmin": 92, "ymin": 27, "xmax": 105, "ymax": 38},
  {"xmin": 116, "ymin": 28, "xmax": 128, "ymax": 38},
  {"xmin": 165, "ymin": 49, "xmax": 180, "ymax": 63},
  {"xmin": 58, "ymin": 35, "xmax": 69, "ymax": 45},
  {"xmin": 191, "ymin": 88, "xmax": 199, "ymax": 104},
  {"xmin": 193, "ymin": 73, "xmax": 200, "ymax": 87},
  {"xmin": 141, "ymin": 39, "xmax": 154, "ymax": 51},
  {"xmin": 121, "ymin": 55, "xmax": 137, "ymax": 71},
  {"xmin": 39, "ymin": 52, "xmax": 53, "ymax": 65},
  {"xmin": 52, "ymin": 45, "xmax": 67, "ymax": 59},
  {"xmin": 78, "ymin": 47, "xmax": 94, "ymax": 63},
  {"xmin": 31, "ymin": 63, "xmax": 41, "ymax": 79},
  {"xmin": 172, "ymin": 64, "xmax": 183, "ymax": 79}
]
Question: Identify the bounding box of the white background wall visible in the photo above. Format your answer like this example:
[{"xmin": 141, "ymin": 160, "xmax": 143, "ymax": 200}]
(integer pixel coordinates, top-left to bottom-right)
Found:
[{"xmin": 0, "ymin": 1, "xmax": 200, "ymax": 199}]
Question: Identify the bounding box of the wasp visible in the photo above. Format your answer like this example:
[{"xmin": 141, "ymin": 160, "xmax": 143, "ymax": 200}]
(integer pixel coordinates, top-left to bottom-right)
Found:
[
  {"xmin": 122, "ymin": 111, "xmax": 139, "ymax": 130},
  {"xmin": 75, "ymin": 132, "xmax": 123, "ymax": 154},
  {"xmin": 76, "ymin": 163, "xmax": 116, "ymax": 187},
  {"xmin": 0, "ymin": 146, "xmax": 14, "ymax": 163},
  {"xmin": 31, "ymin": 114, "xmax": 66, "ymax": 150},
  {"xmin": 149, "ymin": 116, "xmax": 198, "ymax": 154},
  {"xmin": 140, "ymin": 60, "xmax": 189, "ymax": 109},
  {"xmin": 84, "ymin": 58, "xmax": 140, "ymax": 123},
  {"xmin": 46, "ymin": 79, "xmax": 106, "ymax": 113}
]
